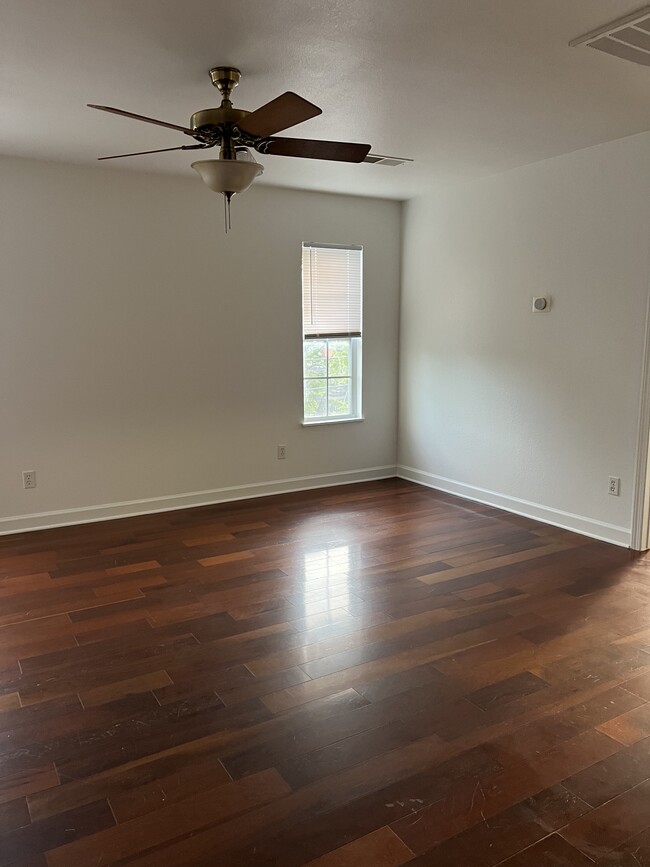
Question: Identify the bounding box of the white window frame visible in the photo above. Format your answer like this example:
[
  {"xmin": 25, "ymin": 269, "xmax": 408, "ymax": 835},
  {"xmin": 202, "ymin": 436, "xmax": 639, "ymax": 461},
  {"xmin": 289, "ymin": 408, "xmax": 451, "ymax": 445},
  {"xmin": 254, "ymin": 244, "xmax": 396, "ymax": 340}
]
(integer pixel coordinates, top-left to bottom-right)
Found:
[
  {"xmin": 302, "ymin": 337, "xmax": 362, "ymax": 425},
  {"xmin": 301, "ymin": 243, "xmax": 363, "ymax": 425}
]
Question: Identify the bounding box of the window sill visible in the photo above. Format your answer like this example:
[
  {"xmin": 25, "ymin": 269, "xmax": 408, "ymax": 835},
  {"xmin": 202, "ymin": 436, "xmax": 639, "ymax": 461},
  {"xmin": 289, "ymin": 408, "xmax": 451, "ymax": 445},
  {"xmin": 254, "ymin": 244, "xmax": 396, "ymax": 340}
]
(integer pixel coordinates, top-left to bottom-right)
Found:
[{"xmin": 302, "ymin": 417, "xmax": 365, "ymax": 427}]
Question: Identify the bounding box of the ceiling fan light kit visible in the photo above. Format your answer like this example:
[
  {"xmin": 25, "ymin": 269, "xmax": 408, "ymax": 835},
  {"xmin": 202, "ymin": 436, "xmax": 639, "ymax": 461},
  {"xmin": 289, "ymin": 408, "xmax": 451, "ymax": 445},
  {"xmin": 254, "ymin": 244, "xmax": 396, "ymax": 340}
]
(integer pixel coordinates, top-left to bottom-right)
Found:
[
  {"xmin": 191, "ymin": 149, "xmax": 264, "ymax": 232},
  {"xmin": 88, "ymin": 66, "xmax": 373, "ymax": 232},
  {"xmin": 191, "ymin": 150, "xmax": 263, "ymax": 196}
]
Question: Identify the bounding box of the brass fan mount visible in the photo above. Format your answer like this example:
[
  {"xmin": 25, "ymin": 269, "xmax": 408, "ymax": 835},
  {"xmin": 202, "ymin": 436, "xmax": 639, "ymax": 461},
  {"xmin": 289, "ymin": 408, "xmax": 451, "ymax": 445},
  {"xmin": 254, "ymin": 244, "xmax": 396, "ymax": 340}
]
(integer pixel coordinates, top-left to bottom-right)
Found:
[
  {"xmin": 210, "ymin": 66, "xmax": 241, "ymax": 102},
  {"xmin": 209, "ymin": 67, "xmax": 241, "ymax": 103}
]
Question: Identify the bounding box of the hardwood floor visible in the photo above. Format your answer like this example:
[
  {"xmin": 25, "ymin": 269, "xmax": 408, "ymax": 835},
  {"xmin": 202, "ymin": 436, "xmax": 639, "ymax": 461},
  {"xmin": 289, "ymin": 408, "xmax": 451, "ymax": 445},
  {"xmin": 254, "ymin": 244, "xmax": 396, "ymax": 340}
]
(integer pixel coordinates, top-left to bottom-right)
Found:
[{"xmin": 0, "ymin": 478, "xmax": 649, "ymax": 865}]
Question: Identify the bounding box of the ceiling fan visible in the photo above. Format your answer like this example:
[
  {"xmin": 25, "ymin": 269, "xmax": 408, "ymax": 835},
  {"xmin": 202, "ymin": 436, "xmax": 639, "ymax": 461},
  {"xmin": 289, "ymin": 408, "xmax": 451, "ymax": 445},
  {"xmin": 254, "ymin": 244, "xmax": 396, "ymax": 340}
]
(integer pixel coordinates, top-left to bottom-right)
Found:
[{"xmin": 89, "ymin": 66, "xmax": 372, "ymax": 230}]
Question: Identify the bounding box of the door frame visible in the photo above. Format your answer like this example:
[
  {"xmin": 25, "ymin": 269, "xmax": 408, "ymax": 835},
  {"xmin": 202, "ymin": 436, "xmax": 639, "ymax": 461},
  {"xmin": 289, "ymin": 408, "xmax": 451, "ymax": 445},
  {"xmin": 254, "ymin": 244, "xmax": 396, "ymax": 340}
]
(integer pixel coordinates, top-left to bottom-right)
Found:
[{"xmin": 631, "ymin": 284, "xmax": 650, "ymax": 550}]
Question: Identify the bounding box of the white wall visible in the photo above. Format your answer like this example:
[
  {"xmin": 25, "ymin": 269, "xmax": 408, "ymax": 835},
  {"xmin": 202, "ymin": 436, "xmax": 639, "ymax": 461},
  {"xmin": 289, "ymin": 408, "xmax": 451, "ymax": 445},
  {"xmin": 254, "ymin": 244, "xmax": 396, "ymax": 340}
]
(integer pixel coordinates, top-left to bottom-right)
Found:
[
  {"xmin": 0, "ymin": 156, "xmax": 401, "ymax": 531},
  {"xmin": 398, "ymin": 132, "xmax": 650, "ymax": 546}
]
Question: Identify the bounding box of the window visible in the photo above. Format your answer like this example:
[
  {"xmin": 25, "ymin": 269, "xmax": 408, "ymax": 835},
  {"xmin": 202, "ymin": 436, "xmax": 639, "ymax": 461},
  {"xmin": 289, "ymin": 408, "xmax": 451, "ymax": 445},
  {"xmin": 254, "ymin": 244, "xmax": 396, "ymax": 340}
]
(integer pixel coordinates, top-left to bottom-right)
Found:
[{"xmin": 302, "ymin": 242, "xmax": 363, "ymax": 423}]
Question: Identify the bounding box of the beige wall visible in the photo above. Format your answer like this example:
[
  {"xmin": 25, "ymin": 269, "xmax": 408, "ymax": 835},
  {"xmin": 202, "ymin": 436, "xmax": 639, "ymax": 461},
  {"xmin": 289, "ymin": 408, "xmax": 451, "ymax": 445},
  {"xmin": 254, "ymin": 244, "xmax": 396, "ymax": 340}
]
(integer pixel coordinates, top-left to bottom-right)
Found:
[
  {"xmin": 0, "ymin": 156, "xmax": 401, "ymax": 531},
  {"xmin": 6, "ymin": 133, "xmax": 650, "ymax": 545},
  {"xmin": 398, "ymin": 132, "xmax": 650, "ymax": 546}
]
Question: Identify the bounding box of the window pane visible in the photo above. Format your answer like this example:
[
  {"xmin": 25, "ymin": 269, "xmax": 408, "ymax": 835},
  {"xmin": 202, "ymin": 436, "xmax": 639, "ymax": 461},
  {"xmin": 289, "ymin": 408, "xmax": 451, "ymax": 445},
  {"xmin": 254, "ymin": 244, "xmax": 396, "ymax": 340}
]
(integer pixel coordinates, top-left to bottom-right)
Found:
[
  {"xmin": 328, "ymin": 378, "xmax": 351, "ymax": 417},
  {"xmin": 304, "ymin": 378, "xmax": 327, "ymax": 418},
  {"xmin": 327, "ymin": 339, "xmax": 351, "ymax": 377},
  {"xmin": 303, "ymin": 340, "xmax": 327, "ymax": 378}
]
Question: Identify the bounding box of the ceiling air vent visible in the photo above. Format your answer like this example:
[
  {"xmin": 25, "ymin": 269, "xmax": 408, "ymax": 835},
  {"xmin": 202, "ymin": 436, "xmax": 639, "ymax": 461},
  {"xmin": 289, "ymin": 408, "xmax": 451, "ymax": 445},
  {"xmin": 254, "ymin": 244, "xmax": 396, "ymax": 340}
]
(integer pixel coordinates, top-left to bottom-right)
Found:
[
  {"xmin": 570, "ymin": 5, "xmax": 650, "ymax": 66},
  {"xmin": 364, "ymin": 153, "xmax": 413, "ymax": 167}
]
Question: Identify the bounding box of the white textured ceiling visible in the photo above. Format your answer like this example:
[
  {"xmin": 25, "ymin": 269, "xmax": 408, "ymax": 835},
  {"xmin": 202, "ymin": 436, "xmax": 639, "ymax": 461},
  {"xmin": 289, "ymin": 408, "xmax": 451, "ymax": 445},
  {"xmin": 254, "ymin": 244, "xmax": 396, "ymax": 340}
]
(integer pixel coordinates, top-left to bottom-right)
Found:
[{"xmin": 1, "ymin": 0, "xmax": 649, "ymax": 199}]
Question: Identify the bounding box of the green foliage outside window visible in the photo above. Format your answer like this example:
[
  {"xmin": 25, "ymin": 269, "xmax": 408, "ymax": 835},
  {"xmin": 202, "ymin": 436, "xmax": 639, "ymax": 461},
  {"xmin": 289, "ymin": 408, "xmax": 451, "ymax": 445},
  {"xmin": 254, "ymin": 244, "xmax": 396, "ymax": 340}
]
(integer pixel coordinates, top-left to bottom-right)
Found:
[{"xmin": 303, "ymin": 339, "xmax": 353, "ymax": 418}]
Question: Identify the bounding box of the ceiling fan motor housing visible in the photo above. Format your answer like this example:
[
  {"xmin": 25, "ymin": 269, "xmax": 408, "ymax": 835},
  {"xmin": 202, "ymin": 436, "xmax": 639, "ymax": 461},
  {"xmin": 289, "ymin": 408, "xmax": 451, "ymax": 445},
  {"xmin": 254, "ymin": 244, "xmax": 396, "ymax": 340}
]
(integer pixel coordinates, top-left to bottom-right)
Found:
[{"xmin": 190, "ymin": 107, "xmax": 250, "ymax": 135}]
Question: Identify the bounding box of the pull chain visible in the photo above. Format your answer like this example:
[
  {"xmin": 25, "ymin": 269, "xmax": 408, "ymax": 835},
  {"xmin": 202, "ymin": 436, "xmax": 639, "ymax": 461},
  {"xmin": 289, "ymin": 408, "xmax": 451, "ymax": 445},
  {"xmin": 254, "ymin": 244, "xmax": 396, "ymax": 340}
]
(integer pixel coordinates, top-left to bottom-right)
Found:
[{"xmin": 223, "ymin": 192, "xmax": 233, "ymax": 234}]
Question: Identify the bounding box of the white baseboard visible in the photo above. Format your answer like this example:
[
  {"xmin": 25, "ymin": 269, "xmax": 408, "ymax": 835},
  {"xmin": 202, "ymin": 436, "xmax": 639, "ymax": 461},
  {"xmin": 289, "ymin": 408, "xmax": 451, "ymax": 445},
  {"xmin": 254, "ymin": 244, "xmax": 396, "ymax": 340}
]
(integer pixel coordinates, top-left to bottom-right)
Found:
[
  {"xmin": 0, "ymin": 466, "xmax": 398, "ymax": 536},
  {"xmin": 3, "ymin": 464, "xmax": 631, "ymax": 547},
  {"xmin": 398, "ymin": 464, "xmax": 631, "ymax": 548}
]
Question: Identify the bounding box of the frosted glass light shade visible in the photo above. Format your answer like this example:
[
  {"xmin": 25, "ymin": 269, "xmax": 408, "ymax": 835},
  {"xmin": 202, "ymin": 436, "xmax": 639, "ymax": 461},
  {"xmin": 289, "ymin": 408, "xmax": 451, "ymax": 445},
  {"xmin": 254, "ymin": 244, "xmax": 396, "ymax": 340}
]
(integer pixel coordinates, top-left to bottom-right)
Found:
[{"xmin": 191, "ymin": 158, "xmax": 263, "ymax": 195}]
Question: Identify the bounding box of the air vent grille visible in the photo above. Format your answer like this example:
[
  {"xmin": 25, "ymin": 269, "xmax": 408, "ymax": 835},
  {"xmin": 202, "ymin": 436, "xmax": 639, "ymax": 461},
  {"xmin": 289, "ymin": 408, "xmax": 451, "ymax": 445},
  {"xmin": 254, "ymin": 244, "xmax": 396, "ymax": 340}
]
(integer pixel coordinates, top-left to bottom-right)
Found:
[
  {"xmin": 571, "ymin": 5, "xmax": 650, "ymax": 66},
  {"xmin": 363, "ymin": 153, "xmax": 413, "ymax": 167}
]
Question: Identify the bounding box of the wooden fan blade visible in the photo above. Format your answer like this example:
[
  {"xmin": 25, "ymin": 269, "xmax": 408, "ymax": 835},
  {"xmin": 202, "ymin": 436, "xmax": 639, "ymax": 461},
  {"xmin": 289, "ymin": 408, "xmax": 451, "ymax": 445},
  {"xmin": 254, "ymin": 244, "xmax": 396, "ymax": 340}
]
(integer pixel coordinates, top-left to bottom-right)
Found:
[
  {"xmin": 88, "ymin": 104, "xmax": 196, "ymax": 137},
  {"xmin": 261, "ymin": 137, "xmax": 371, "ymax": 163},
  {"xmin": 98, "ymin": 144, "xmax": 208, "ymax": 161},
  {"xmin": 237, "ymin": 92, "xmax": 321, "ymax": 138}
]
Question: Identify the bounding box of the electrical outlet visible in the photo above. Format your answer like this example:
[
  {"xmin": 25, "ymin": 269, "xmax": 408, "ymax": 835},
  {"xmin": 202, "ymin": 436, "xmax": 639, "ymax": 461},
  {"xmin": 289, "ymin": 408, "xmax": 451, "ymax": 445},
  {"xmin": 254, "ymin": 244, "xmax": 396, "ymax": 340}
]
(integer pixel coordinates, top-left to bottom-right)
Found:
[
  {"xmin": 277, "ymin": 445, "xmax": 287, "ymax": 460},
  {"xmin": 608, "ymin": 476, "xmax": 620, "ymax": 496},
  {"xmin": 22, "ymin": 470, "xmax": 36, "ymax": 489}
]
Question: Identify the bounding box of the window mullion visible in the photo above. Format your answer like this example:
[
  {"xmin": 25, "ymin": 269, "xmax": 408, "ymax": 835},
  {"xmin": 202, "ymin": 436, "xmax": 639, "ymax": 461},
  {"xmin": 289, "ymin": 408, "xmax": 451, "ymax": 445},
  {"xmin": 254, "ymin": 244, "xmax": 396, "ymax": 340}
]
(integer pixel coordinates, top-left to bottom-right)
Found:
[{"xmin": 325, "ymin": 338, "xmax": 330, "ymax": 418}]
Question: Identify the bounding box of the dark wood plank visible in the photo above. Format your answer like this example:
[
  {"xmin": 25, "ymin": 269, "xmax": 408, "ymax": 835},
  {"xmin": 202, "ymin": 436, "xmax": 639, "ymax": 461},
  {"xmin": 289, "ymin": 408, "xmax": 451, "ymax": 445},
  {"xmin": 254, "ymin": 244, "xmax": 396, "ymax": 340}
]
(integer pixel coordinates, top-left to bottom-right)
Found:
[
  {"xmin": 305, "ymin": 826, "xmax": 413, "ymax": 865},
  {"xmin": 560, "ymin": 777, "xmax": 650, "ymax": 860},
  {"xmin": 595, "ymin": 825, "xmax": 650, "ymax": 865},
  {"xmin": 562, "ymin": 736, "xmax": 650, "ymax": 807},
  {"xmin": 495, "ymin": 833, "xmax": 594, "ymax": 865},
  {"xmin": 391, "ymin": 728, "xmax": 621, "ymax": 856},
  {"xmin": 466, "ymin": 671, "xmax": 550, "ymax": 711},
  {"xmin": 45, "ymin": 769, "xmax": 289, "ymax": 866},
  {"xmin": 0, "ymin": 479, "xmax": 645, "ymax": 865},
  {"xmin": 401, "ymin": 785, "xmax": 590, "ymax": 866},
  {"xmin": 0, "ymin": 800, "xmax": 114, "ymax": 866}
]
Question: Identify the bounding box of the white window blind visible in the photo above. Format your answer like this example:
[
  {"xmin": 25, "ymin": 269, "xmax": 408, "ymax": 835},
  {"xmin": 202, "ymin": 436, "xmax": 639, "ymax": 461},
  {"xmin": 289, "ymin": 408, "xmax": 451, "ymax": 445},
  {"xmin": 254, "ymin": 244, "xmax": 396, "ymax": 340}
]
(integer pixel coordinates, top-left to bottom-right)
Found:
[{"xmin": 302, "ymin": 243, "xmax": 363, "ymax": 339}]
